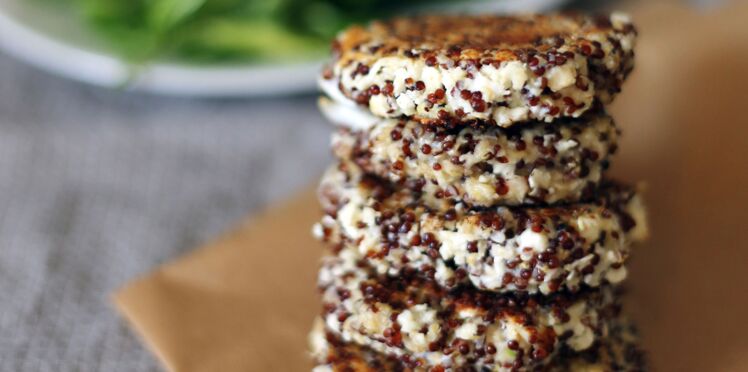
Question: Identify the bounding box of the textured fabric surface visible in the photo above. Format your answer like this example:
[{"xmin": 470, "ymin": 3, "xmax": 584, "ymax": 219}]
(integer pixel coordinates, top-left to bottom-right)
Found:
[{"xmin": 0, "ymin": 53, "xmax": 330, "ymax": 372}]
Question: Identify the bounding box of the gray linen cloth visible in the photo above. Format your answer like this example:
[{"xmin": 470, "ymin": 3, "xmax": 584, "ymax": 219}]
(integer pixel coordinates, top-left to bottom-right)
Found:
[{"xmin": 0, "ymin": 53, "xmax": 330, "ymax": 371}]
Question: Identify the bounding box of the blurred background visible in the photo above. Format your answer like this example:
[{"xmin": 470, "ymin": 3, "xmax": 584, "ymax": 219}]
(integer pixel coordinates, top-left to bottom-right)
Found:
[{"xmin": 0, "ymin": 0, "xmax": 743, "ymax": 371}]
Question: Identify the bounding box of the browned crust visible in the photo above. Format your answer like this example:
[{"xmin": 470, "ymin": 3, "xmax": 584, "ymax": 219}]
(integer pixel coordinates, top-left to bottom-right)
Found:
[{"xmin": 334, "ymin": 13, "xmax": 632, "ymax": 66}]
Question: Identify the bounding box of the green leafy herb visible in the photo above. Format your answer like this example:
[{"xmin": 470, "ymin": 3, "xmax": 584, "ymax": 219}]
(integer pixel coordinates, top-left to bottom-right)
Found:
[{"xmin": 54, "ymin": 0, "xmax": 466, "ymax": 64}]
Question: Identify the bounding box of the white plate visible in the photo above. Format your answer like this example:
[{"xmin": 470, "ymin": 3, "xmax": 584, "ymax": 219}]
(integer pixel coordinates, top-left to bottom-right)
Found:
[{"xmin": 0, "ymin": 0, "xmax": 568, "ymax": 97}]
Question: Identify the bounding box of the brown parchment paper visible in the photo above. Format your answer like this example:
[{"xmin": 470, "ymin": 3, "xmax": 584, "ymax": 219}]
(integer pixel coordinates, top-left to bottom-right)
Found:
[
  {"xmin": 114, "ymin": 189, "xmax": 321, "ymax": 372},
  {"xmin": 114, "ymin": 3, "xmax": 748, "ymax": 372}
]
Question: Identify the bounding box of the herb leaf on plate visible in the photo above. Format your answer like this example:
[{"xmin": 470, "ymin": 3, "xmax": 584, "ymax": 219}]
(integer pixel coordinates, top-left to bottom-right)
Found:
[{"xmin": 55, "ymin": 0, "xmax": 465, "ymax": 64}]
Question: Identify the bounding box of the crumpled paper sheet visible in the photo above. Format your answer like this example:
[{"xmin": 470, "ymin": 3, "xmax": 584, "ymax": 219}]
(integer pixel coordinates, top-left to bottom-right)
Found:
[{"xmin": 114, "ymin": 2, "xmax": 748, "ymax": 371}]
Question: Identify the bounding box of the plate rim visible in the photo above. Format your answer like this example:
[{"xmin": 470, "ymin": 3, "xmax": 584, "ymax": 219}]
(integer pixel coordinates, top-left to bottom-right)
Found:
[{"xmin": 0, "ymin": 1, "xmax": 323, "ymax": 96}]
